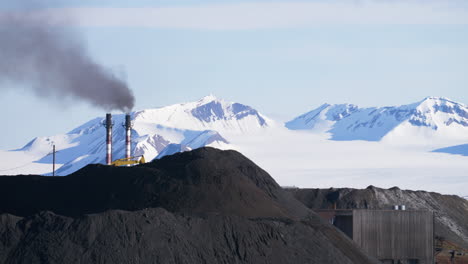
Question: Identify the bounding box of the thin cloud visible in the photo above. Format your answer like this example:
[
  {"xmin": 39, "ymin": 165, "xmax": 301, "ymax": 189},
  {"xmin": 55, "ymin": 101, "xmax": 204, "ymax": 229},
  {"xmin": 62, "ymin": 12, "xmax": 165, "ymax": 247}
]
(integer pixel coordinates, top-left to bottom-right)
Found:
[{"xmin": 2, "ymin": 1, "xmax": 468, "ymax": 29}]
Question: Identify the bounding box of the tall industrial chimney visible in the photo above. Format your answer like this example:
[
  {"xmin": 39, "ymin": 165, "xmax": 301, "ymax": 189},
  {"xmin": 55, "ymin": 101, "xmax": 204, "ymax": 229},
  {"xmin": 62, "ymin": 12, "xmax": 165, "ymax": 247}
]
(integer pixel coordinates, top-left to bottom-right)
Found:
[
  {"xmin": 124, "ymin": 113, "xmax": 132, "ymax": 160},
  {"xmin": 104, "ymin": 113, "xmax": 113, "ymax": 165}
]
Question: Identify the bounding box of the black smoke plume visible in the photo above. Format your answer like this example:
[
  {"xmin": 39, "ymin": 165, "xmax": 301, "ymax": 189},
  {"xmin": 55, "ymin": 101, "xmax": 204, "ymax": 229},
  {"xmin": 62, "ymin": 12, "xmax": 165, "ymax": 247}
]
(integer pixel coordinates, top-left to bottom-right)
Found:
[{"xmin": 0, "ymin": 10, "xmax": 135, "ymax": 112}]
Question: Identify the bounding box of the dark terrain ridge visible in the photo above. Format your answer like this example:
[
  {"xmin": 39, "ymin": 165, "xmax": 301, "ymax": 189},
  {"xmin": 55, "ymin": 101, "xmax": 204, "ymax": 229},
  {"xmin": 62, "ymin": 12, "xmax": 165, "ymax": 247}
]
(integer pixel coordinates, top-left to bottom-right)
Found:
[
  {"xmin": 288, "ymin": 186, "xmax": 468, "ymax": 249},
  {"xmin": 0, "ymin": 148, "xmax": 380, "ymax": 264}
]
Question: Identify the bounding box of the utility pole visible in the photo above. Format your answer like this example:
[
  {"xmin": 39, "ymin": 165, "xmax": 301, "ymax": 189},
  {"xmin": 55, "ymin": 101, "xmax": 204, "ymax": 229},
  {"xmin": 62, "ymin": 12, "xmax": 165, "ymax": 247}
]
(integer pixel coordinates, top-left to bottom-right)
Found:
[
  {"xmin": 47, "ymin": 144, "xmax": 58, "ymax": 176},
  {"xmin": 52, "ymin": 145, "xmax": 56, "ymax": 176}
]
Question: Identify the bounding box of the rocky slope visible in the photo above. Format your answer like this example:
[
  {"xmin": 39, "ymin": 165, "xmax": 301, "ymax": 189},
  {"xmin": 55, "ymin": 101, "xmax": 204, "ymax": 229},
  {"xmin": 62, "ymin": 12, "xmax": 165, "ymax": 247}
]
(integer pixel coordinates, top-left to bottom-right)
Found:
[
  {"xmin": 0, "ymin": 148, "xmax": 379, "ymax": 264},
  {"xmin": 288, "ymin": 186, "xmax": 468, "ymax": 248}
]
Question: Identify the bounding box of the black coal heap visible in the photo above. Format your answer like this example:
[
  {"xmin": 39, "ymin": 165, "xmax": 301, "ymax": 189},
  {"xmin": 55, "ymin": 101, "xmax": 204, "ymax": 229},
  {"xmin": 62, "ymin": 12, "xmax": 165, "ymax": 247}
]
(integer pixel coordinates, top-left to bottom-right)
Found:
[{"xmin": 0, "ymin": 148, "xmax": 379, "ymax": 264}]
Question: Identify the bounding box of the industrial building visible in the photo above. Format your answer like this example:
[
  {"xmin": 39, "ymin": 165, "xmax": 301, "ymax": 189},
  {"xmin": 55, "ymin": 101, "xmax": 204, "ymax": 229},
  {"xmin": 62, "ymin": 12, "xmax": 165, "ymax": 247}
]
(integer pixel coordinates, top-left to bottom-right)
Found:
[{"xmin": 317, "ymin": 209, "xmax": 434, "ymax": 264}]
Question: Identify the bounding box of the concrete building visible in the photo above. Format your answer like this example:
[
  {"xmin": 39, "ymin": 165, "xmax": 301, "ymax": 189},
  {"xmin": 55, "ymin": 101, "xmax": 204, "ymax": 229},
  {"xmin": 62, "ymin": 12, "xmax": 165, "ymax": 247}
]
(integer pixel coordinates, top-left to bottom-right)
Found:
[{"xmin": 317, "ymin": 209, "xmax": 434, "ymax": 264}]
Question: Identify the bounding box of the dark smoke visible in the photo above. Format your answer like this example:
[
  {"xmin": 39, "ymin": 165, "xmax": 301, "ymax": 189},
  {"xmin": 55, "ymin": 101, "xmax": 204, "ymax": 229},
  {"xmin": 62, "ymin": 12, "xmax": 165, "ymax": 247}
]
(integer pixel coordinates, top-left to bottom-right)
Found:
[{"xmin": 0, "ymin": 11, "xmax": 135, "ymax": 112}]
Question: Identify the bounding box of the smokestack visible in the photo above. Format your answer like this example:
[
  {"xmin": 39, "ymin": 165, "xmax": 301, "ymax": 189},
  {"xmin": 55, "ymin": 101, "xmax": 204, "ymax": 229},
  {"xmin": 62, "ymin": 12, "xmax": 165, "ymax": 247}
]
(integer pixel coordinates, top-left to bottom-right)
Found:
[
  {"xmin": 124, "ymin": 113, "xmax": 132, "ymax": 160},
  {"xmin": 104, "ymin": 113, "xmax": 113, "ymax": 165}
]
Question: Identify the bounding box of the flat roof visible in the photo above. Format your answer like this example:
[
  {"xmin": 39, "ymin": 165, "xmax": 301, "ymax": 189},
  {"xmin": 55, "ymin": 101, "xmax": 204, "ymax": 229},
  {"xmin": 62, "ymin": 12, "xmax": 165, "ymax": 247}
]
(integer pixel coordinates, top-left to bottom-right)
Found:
[{"xmin": 315, "ymin": 209, "xmax": 433, "ymax": 215}]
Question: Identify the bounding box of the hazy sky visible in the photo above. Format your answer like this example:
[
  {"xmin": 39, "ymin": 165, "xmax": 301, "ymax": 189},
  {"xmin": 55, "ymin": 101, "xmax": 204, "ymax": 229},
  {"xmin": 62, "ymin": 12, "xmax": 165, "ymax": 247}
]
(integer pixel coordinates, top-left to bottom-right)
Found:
[{"xmin": 1, "ymin": 0, "xmax": 468, "ymax": 149}]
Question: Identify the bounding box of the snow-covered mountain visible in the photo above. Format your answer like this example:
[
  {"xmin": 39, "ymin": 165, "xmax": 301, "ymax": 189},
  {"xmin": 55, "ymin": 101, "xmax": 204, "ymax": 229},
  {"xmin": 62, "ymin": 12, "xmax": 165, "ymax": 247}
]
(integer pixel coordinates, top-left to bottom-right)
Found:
[
  {"xmin": 2, "ymin": 95, "xmax": 468, "ymax": 196},
  {"xmin": 286, "ymin": 97, "xmax": 468, "ymax": 145},
  {"xmin": 4, "ymin": 96, "xmax": 271, "ymax": 176},
  {"xmin": 134, "ymin": 95, "xmax": 273, "ymax": 134}
]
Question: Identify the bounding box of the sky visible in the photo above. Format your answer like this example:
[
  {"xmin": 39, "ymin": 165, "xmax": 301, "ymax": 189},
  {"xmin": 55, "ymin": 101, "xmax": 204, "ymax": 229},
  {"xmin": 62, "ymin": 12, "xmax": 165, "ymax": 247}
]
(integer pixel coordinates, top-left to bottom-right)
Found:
[{"xmin": 1, "ymin": 0, "xmax": 468, "ymax": 149}]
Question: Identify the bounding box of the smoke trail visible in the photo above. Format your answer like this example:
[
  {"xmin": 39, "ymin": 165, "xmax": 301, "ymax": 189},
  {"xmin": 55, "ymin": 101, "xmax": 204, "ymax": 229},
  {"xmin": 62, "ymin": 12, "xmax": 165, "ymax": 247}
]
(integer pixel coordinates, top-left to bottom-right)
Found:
[{"xmin": 0, "ymin": 10, "xmax": 135, "ymax": 112}]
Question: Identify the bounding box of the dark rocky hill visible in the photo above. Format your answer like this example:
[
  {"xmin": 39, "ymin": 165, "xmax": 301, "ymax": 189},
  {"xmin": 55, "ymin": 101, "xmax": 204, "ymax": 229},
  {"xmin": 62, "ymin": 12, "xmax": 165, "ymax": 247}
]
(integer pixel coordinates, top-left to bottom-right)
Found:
[
  {"xmin": 288, "ymin": 186, "xmax": 468, "ymax": 248},
  {"xmin": 0, "ymin": 148, "xmax": 379, "ymax": 264}
]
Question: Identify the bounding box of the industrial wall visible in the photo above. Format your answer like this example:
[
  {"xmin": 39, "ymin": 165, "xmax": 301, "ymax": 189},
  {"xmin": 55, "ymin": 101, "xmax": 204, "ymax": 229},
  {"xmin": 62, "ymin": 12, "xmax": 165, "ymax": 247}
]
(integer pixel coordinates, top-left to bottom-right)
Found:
[{"xmin": 352, "ymin": 210, "xmax": 433, "ymax": 264}]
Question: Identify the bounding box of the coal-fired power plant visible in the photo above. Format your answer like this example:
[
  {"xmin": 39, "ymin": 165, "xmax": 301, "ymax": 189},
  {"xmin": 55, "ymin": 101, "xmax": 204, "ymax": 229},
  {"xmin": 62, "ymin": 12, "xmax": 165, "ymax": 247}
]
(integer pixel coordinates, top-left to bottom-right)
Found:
[
  {"xmin": 102, "ymin": 113, "xmax": 145, "ymax": 167},
  {"xmin": 104, "ymin": 113, "xmax": 113, "ymax": 165},
  {"xmin": 124, "ymin": 113, "xmax": 132, "ymax": 160}
]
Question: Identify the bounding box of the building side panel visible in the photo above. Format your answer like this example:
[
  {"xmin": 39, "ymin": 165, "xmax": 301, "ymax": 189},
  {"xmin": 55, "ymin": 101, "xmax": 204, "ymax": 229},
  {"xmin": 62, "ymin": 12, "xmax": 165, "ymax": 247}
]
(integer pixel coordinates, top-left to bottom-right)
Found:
[{"xmin": 353, "ymin": 210, "xmax": 433, "ymax": 264}]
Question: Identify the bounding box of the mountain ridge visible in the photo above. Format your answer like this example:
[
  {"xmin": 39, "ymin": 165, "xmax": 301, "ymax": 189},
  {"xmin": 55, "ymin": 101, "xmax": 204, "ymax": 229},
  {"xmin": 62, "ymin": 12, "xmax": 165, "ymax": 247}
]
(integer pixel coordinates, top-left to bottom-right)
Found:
[
  {"xmin": 1, "ymin": 95, "xmax": 468, "ymax": 177},
  {"xmin": 286, "ymin": 96, "xmax": 468, "ymax": 144}
]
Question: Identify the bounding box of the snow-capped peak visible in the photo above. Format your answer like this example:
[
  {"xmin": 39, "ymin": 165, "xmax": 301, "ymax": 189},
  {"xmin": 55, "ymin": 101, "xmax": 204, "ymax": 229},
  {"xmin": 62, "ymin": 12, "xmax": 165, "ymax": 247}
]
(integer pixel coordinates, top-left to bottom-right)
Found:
[
  {"xmin": 421, "ymin": 96, "xmax": 454, "ymax": 102},
  {"xmin": 197, "ymin": 94, "xmax": 219, "ymax": 104},
  {"xmin": 285, "ymin": 103, "xmax": 358, "ymax": 131},
  {"xmin": 134, "ymin": 95, "xmax": 273, "ymax": 133},
  {"xmin": 406, "ymin": 96, "xmax": 468, "ymax": 129},
  {"xmin": 413, "ymin": 97, "xmax": 468, "ymax": 113}
]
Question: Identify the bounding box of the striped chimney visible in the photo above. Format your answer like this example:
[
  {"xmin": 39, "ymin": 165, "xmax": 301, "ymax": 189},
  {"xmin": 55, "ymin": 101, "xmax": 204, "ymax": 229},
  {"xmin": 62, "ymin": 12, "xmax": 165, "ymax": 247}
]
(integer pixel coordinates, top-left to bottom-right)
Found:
[
  {"xmin": 105, "ymin": 113, "xmax": 113, "ymax": 165},
  {"xmin": 124, "ymin": 113, "xmax": 132, "ymax": 160}
]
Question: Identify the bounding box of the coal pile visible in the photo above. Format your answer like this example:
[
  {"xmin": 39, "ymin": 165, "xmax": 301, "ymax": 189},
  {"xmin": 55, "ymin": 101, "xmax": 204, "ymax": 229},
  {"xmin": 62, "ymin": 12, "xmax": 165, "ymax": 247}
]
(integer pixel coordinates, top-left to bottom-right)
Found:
[
  {"xmin": 288, "ymin": 186, "xmax": 468, "ymax": 248},
  {"xmin": 0, "ymin": 148, "xmax": 379, "ymax": 264}
]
